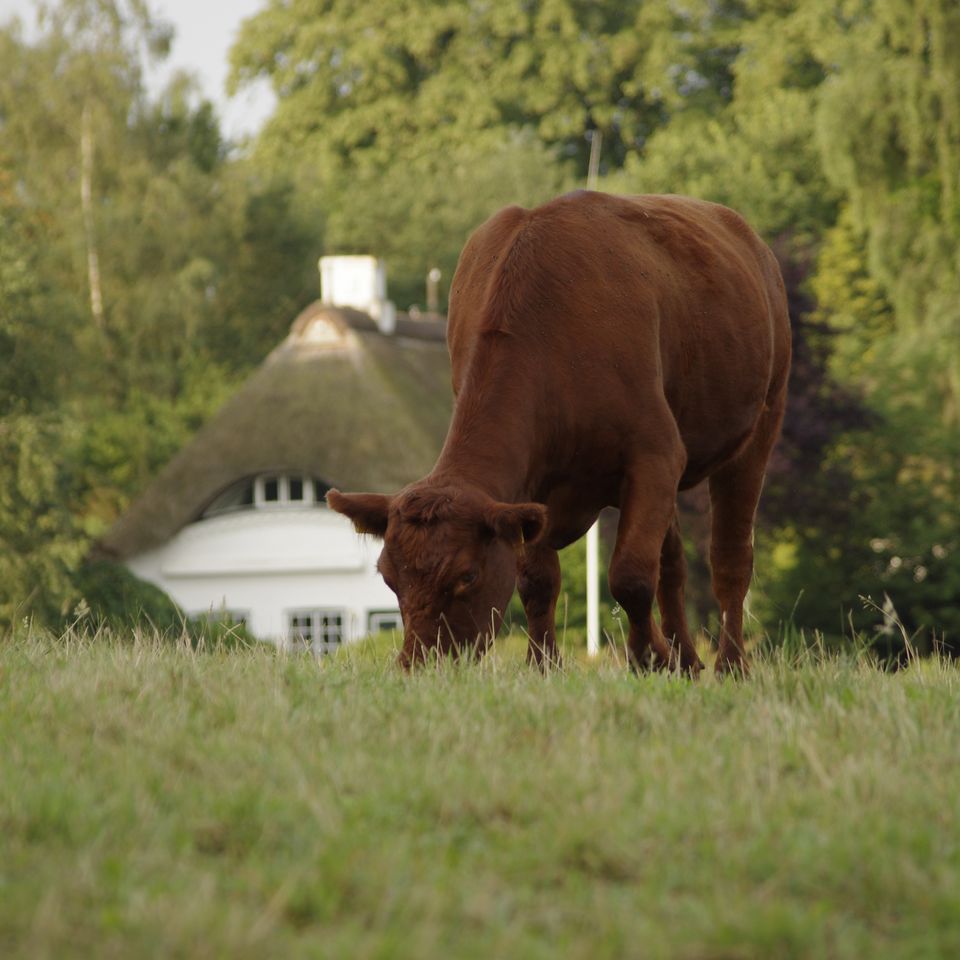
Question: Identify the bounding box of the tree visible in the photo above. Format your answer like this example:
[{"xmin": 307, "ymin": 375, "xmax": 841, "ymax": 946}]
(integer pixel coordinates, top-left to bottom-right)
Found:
[
  {"xmin": 0, "ymin": 172, "xmax": 71, "ymax": 416},
  {"xmin": 604, "ymin": 0, "xmax": 958, "ymax": 648},
  {"xmin": 811, "ymin": 0, "xmax": 960, "ymax": 421},
  {"xmin": 228, "ymin": 0, "xmax": 757, "ymax": 305},
  {"xmin": 0, "ymin": 3, "xmax": 322, "ymax": 631},
  {"xmin": 759, "ymin": 208, "xmax": 960, "ymax": 649},
  {"xmin": 781, "ymin": 0, "xmax": 960, "ymax": 646},
  {"xmin": 230, "ymin": 0, "xmax": 684, "ymax": 174},
  {"xmin": 316, "ymin": 131, "xmax": 574, "ymax": 310},
  {"xmin": 0, "ymin": 184, "xmax": 83, "ymax": 630}
]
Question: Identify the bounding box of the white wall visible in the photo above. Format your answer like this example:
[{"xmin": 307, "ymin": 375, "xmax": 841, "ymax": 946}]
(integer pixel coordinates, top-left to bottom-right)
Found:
[{"xmin": 126, "ymin": 508, "xmax": 398, "ymax": 646}]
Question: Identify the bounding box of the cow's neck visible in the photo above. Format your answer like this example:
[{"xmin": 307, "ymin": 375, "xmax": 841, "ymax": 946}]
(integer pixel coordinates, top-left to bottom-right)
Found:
[{"xmin": 430, "ymin": 339, "xmax": 541, "ymax": 503}]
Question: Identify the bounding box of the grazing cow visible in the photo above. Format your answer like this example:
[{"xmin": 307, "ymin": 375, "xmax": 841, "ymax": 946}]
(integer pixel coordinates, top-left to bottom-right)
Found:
[{"xmin": 328, "ymin": 191, "xmax": 791, "ymax": 674}]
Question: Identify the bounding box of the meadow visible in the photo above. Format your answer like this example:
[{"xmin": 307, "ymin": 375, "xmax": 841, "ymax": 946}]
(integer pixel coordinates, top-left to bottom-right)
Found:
[{"xmin": 2, "ymin": 629, "xmax": 959, "ymax": 959}]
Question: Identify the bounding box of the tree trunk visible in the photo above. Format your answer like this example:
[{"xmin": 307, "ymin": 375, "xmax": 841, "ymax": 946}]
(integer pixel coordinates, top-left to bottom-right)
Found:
[{"xmin": 81, "ymin": 99, "xmax": 105, "ymax": 332}]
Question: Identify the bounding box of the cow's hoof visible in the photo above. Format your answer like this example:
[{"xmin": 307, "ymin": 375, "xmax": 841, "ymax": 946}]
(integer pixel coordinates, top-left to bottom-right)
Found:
[
  {"xmin": 714, "ymin": 655, "xmax": 749, "ymax": 679},
  {"xmin": 680, "ymin": 656, "xmax": 705, "ymax": 679},
  {"xmin": 628, "ymin": 649, "xmax": 669, "ymax": 674}
]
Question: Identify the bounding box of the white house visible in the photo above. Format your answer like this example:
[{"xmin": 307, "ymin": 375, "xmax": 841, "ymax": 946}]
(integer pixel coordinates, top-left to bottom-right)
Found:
[
  {"xmin": 98, "ymin": 264, "xmax": 450, "ymax": 654},
  {"xmin": 123, "ymin": 480, "xmax": 399, "ymax": 652}
]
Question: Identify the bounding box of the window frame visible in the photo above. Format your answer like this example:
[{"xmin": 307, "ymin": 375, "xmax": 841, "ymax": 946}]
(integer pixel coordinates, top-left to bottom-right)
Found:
[
  {"xmin": 254, "ymin": 475, "xmax": 316, "ymax": 508},
  {"xmin": 368, "ymin": 610, "xmax": 403, "ymax": 635},
  {"xmin": 201, "ymin": 475, "xmax": 327, "ymax": 520},
  {"xmin": 287, "ymin": 608, "xmax": 346, "ymax": 655}
]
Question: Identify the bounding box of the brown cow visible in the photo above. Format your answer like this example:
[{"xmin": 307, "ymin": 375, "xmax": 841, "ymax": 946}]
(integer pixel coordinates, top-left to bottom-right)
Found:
[{"xmin": 328, "ymin": 191, "xmax": 791, "ymax": 674}]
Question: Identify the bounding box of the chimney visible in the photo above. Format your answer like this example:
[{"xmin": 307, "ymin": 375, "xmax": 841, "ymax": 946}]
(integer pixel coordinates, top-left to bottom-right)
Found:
[{"xmin": 318, "ymin": 255, "xmax": 397, "ymax": 335}]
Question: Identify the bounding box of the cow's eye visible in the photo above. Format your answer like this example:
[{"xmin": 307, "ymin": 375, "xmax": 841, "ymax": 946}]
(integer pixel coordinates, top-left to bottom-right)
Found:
[{"xmin": 454, "ymin": 570, "xmax": 479, "ymax": 595}]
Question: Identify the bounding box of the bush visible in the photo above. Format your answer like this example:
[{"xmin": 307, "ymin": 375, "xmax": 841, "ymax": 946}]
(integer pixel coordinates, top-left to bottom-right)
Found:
[{"xmin": 70, "ymin": 560, "xmax": 186, "ymax": 634}]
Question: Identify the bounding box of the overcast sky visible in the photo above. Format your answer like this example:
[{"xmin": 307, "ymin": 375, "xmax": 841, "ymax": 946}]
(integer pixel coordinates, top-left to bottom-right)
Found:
[{"xmin": 0, "ymin": 0, "xmax": 276, "ymax": 140}]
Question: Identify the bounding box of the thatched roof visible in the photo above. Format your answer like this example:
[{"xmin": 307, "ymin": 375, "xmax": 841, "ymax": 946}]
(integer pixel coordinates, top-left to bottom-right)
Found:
[{"xmin": 98, "ymin": 304, "xmax": 452, "ymax": 560}]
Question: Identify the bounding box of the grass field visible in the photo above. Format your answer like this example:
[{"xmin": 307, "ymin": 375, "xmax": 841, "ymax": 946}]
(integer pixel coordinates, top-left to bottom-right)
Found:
[{"xmin": 2, "ymin": 629, "xmax": 959, "ymax": 959}]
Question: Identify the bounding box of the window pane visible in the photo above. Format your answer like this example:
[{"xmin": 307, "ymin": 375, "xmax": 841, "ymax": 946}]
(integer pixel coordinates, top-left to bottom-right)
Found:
[
  {"xmin": 202, "ymin": 480, "xmax": 255, "ymax": 518},
  {"xmin": 264, "ymin": 477, "xmax": 279, "ymax": 502},
  {"xmin": 289, "ymin": 613, "xmax": 314, "ymax": 643},
  {"xmin": 369, "ymin": 611, "xmax": 402, "ymax": 634},
  {"xmin": 318, "ymin": 613, "xmax": 343, "ymax": 645},
  {"xmin": 289, "ymin": 478, "xmax": 303, "ymax": 501}
]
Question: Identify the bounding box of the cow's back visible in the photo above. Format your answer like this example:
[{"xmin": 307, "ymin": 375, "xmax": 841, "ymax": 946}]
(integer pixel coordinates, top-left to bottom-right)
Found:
[{"xmin": 447, "ymin": 192, "xmax": 790, "ymax": 485}]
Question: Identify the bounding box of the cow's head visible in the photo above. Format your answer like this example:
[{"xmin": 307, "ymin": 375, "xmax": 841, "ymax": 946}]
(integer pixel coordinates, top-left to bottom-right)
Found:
[{"xmin": 327, "ymin": 484, "xmax": 547, "ymax": 667}]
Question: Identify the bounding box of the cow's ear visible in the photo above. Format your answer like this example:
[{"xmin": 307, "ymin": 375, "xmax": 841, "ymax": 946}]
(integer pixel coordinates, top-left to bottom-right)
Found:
[
  {"xmin": 485, "ymin": 501, "xmax": 548, "ymax": 548},
  {"xmin": 326, "ymin": 490, "xmax": 392, "ymax": 538}
]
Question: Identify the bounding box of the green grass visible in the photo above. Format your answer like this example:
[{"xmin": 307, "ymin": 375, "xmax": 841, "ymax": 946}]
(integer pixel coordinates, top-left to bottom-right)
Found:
[{"xmin": 2, "ymin": 630, "xmax": 959, "ymax": 959}]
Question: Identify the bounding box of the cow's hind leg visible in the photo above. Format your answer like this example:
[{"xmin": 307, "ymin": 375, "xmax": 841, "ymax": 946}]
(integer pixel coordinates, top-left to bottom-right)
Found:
[
  {"xmin": 658, "ymin": 513, "xmax": 704, "ymax": 676},
  {"xmin": 518, "ymin": 543, "xmax": 562, "ymax": 670},
  {"xmin": 708, "ymin": 397, "xmax": 786, "ymax": 676},
  {"xmin": 609, "ymin": 447, "xmax": 686, "ymax": 673}
]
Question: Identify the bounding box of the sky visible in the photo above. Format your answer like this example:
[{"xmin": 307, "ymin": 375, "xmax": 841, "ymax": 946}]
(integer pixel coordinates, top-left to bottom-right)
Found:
[{"xmin": 0, "ymin": 0, "xmax": 276, "ymax": 140}]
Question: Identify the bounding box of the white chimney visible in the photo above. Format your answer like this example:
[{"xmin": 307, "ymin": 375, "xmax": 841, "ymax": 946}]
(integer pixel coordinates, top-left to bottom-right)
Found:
[{"xmin": 318, "ymin": 255, "xmax": 396, "ymax": 334}]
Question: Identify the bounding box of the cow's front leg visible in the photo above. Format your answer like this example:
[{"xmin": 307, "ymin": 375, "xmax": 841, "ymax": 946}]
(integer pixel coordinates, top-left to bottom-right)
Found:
[
  {"xmin": 518, "ymin": 542, "xmax": 562, "ymax": 670},
  {"xmin": 609, "ymin": 449, "xmax": 685, "ymax": 673}
]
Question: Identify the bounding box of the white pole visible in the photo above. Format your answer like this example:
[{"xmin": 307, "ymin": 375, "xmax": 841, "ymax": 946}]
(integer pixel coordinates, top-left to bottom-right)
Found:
[
  {"xmin": 586, "ymin": 520, "xmax": 600, "ymax": 657},
  {"xmin": 587, "ymin": 129, "xmax": 602, "ymax": 191},
  {"xmin": 585, "ymin": 129, "xmax": 603, "ymax": 658}
]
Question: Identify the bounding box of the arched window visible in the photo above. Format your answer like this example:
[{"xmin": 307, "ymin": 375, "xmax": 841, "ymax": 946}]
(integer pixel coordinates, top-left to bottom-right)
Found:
[{"xmin": 201, "ymin": 475, "xmax": 331, "ymax": 519}]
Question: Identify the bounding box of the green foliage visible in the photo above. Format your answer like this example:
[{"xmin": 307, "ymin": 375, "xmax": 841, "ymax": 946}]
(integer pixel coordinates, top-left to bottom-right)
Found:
[
  {"xmin": 810, "ymin": 0, "xmax": 960, "ymax": 421},
  {"xmin": 0, "ymin": 180, "xmax": 72, "ymax": 416},
  {"xmin": 0, "ymin": 415, "xmax": 86, "ymax": 631},
  {"xmin": 187, "ymin": 610, "xmax": 261, "ymax": 651},
  {"xmin": 199, "ymin": 165, "xmax": 322, "ymax": 369},
  {"xmin": 321, "ymin": 130, "xmax": 574, "ymax": 309},
  {"xmin": 0, "ymin": 3, "xmax": 318, "ymax": 631},
  {"xmin": 753, "ymin": 204, "xmax": 960, "ymax": 648},
  {"xmin": 230, "ymin": 0, "xmax": 687, "ymax": 174},
  {"xmin": 811, "ymin": 208, "xmax": 895, "ymax": 382},
  {"xmin": 230, "ymin": 0, "xmax": 752, "ymax": 307},
  {"xmin": 611, "ymin": 87, "xmax": 840, "ymax": 241},
  {"xmin": 71, "ymin": 361, "xmax": 237, "ymax": 537},
  {"xmin": 71, "ymin": 559, "xmax": 186, "ymax": 633},
  {"xmin": 69, "ymin": 563, "xmax": 262, "ymax": 646}
]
